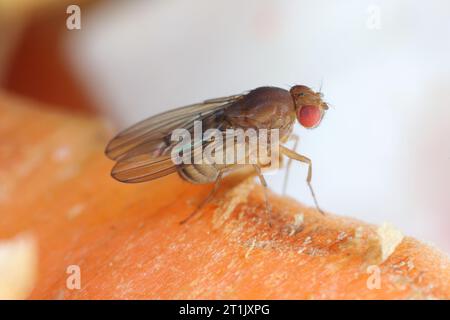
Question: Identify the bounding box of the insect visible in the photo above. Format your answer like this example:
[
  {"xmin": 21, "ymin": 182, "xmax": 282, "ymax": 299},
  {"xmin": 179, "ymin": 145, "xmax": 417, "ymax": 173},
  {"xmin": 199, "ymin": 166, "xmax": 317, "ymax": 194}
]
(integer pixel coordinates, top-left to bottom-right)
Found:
[{"xmin": 105, "ymin": 85, "xmax": 329, "ymax": 224}]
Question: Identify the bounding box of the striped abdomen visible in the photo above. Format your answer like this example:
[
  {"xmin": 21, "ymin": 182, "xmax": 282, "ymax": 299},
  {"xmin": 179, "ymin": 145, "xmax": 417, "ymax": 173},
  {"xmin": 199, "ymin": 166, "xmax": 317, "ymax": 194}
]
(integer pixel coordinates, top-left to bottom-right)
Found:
[{"xmin": 177, "ymin": 163, "xmax": 223, "ymax": 184}]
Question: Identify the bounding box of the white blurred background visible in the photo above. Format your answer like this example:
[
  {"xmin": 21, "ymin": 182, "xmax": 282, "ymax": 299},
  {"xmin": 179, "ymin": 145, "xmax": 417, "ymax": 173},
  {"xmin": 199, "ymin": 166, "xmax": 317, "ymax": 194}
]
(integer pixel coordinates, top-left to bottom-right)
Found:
[{"xmin": 65, "ymin": 0, "xmax": 450, "ymax": 252}]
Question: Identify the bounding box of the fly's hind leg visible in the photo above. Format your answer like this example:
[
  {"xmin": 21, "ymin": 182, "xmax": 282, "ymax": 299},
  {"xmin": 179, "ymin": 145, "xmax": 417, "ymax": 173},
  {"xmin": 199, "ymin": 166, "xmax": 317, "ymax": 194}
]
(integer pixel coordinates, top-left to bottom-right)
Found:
[
  {"xmin": 282, "ymin": 134, "xmax": 299, "ymax": 195},
  {"xmin": 253, "ymin": 164, "xmax": 273, "ymax": 226},
  {"xmin": 180, "ymin": 171, "xmax": 224, "ymax": 224},
  {"xmin": 280, "ymin": 145, "xmax": 325, "ymax": 215}
]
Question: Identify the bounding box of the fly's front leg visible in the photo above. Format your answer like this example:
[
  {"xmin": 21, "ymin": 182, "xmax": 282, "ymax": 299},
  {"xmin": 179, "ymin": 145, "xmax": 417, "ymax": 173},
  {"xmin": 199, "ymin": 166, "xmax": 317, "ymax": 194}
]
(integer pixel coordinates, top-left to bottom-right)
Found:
[
  {"xmin": 280, "ymin": 145, "xmax": 324, "ymax": 215},
  {"xmin": 282, "ymin": 134, "xmax": 299, "ymax": 195},
  {"xmin": 253, "ymin": 164, "xmax": 272, "ymax": 226},
  {"xmin": 180, "ymin": 171, "xmax": 224, "ymax": 224}
]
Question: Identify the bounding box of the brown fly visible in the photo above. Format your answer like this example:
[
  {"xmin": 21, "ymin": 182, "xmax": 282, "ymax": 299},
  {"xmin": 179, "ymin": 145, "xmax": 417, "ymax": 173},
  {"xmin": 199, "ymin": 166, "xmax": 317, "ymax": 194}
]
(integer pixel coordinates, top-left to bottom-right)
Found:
[{"xmin": 105, "ymin": 85, "xmax": 329, "ymax": 224}]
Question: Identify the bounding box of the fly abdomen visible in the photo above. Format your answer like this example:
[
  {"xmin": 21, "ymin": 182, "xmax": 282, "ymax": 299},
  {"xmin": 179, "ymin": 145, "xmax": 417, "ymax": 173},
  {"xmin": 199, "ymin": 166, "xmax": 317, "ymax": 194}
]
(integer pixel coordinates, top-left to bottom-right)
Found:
[{"xmin": 177, "ymin": 163, "xmax": 220, "ymax": 184}]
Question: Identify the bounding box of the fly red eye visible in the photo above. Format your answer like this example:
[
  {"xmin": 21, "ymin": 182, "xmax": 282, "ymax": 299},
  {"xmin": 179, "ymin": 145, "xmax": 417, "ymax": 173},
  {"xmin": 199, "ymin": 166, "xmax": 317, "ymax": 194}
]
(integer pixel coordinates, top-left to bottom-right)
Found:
[{"xmin": 297, "ymin": 105, "xmax": 323, "ymax": 128}]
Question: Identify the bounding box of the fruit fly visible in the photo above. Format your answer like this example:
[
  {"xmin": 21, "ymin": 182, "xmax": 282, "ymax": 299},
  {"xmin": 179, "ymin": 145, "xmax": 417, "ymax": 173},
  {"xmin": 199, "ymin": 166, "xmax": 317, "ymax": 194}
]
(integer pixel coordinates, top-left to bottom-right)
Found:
[{"xmin": 105, "ymin": 85, "xmax": 329, "ymax": 223}]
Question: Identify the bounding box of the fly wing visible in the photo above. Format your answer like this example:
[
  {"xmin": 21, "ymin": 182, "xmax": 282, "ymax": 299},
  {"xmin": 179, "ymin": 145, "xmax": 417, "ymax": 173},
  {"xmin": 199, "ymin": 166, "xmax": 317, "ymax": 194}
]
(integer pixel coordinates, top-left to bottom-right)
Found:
[
  {"xmin": 105, "ymin": 94, "xmax": 242, "ymax": 160},
  {"xmin": 111, "ymin": 155, "xmax": 177, "ymax": 183},
  {"xmin": 105, "ymin": 94, "xmax": 242, "ymax": 183}
]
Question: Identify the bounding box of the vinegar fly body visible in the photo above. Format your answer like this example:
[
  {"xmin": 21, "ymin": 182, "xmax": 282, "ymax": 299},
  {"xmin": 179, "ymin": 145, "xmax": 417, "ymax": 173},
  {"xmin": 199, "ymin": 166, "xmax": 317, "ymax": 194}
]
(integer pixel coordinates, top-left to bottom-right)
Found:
[{"xmin": 105, "ymin": 85, "xmax": 329, "ymax": 224}]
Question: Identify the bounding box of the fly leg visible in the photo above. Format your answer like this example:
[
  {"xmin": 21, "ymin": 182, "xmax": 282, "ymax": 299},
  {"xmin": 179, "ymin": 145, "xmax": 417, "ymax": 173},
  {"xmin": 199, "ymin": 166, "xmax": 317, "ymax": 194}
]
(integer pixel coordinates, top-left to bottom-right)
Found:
[
  {"xmin": 253, "ymin": 164, "xmax": 273, "ymax": 226},
  {"xmin": 282, "ymin": 134, "xmax": 299, "ymax": 195},
  {"xmin": 280, "ymin": 145, "xmax": 325, "ymax": 215},
  {"xmin": 180, "ymin": 171, "xmax": 224, "ymax": 224}
]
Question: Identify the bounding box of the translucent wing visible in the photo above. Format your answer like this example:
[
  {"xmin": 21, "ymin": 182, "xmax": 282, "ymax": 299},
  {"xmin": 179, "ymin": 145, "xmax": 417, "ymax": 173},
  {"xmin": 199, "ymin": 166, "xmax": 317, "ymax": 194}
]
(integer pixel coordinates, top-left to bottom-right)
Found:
[
  {"xmin": 105, "ymin": 94, "xmax": 243, "ymax": 183},
  {"xmin": 105, "ymin": 94, "xmax": 241, "ymax": 160}
]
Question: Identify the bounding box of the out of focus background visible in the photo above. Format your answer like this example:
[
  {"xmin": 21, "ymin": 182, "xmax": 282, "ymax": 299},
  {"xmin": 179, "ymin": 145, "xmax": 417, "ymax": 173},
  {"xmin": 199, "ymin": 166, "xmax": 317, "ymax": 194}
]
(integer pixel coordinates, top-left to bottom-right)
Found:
[{"xmin": 1, "ymin": 0, "xmax": 449, "ymax": 253}]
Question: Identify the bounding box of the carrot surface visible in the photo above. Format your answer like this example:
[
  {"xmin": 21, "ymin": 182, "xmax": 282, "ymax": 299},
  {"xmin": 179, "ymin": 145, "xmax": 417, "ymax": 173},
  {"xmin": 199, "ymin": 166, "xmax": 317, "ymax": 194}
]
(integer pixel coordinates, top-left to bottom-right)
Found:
[{"xmin": 0, "ymin": 92, "xmax": 449, "ymax": 299}]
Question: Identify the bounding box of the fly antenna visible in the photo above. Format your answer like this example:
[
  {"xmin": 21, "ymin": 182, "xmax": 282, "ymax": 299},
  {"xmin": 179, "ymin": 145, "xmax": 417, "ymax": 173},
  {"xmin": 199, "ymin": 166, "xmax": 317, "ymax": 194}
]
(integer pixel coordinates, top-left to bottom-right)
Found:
[{"xmin": 318, "ymin": 77, "xmax": 324, "ymax": 96}]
